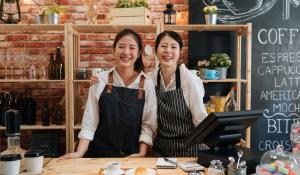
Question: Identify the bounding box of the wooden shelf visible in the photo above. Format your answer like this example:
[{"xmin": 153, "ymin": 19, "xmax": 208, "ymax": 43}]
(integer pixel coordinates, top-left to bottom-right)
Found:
[
  {"xmin": 203, "ymin": 79, "xmax": 247, "ymax": 83},
  {"xmin": 0, "ymin": 79, "xmax": 66, "ymax": 83},
  {"xmin": 0, "ymin": 124, "xmax": 66, "ymax": 130},
  {"xmin": 0, "ymin": 24, "xmax": 64, "ymax": 33},
  {"xmin": 72, "ymin": 80, "xmax": 90, "ymax": 83},
  {"xmin": 74, "ymin": 125, "xmax": 81, "ymax": 130},
  {"xmin": 164, "ymin": 24, "xmax": 248, "ymax": 34},
  {"xmin": 71, "ymin": 24, "xmax": 159, "ymax": 33}
]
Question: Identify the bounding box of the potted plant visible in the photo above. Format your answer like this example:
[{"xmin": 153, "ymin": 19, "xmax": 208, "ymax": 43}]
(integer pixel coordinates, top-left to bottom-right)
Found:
[
  {"xmin": 209, "ymin": 53, "xmax": 231, "ymax": 79},
  {"xmin": 110, "ymin": 0, "xmax": 151, "ymax": 24},
  {"xmin": 203, "ymin": 5, "xmax": 218, "ymax": 24},
  {"xmin": 197, "ymin": 59, "xmax": 210, "ymax": 79},
  {"xmin": 45, "ymin": 5, "xmax": 66, "ymax": 24}
]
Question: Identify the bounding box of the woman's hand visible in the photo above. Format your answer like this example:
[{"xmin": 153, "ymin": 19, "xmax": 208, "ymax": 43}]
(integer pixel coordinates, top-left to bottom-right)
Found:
[
  {"xmin": 127, "ymin": 153, "xmax": 145, "ymax": 158},
  {"xmin": 89, "ymin": 75, "xmax": 99, "ymax": 85},
  {"xmin": 59, "ymin": 151, "xmax": 84, "ymax": 159}
]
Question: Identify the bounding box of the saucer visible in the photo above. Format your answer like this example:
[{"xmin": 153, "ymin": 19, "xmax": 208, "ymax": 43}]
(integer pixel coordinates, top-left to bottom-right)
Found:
[
  {"xmin": 125, "ymin": 168, "xmax": 156, "ymax": 175},
  {"xmin": 104, "ymin": 169, "xmax": 124, "ymax": 175}
]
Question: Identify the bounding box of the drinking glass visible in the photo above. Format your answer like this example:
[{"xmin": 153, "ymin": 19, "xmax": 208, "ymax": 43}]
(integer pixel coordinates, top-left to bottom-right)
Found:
[
  {"xmin": 85, "ymin": 2, "xmax": 99, "ymax": 24},
  {"xmin": 37, "ymin": 54, "xmax": 49, "ymax": 79},
  {"xmin": 0, "ymin": 52, "xmax": 9, "ymax": 79}
]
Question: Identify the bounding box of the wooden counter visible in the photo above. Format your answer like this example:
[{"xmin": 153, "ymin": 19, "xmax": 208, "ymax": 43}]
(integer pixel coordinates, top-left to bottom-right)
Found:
[{"xmin": 42, "ymin": 157, "xmax": 205, "ymax": 175}]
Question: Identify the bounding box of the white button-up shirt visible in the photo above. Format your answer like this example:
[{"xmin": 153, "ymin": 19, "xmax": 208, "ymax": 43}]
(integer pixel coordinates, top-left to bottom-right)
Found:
[
  {"xmin": 150, "ymin": 64, "xmax": 208, "ymax": 126},
  {"xmin": 78, "ymin": 68, "xmax": 157, "ymax": 146}
]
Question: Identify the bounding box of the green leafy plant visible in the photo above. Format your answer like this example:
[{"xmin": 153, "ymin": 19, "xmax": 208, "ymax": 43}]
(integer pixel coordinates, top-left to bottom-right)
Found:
[
  {"xmin": 209, "ymin": 53, "xmax": 231, "ymax": 68},
  {"xmin": 203, "ymin": 5, "xmax": 218, "ymax": 14},
  {"xmin": 116, "ymin": 0, "xmax": 149, "ymax": 8},
  {"xmin": 45, "ymin": 5, "xmax": 66, "ymax": 14}
]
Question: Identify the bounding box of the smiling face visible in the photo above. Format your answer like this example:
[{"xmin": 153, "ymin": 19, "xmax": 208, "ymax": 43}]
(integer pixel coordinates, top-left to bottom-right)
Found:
[
  {"xmin": 114, "ymin": 35, "xmax": 141, "ymax": 69},
  {"xmin": 156, "ymin": 35, "xmax": 181, "ymax": 68}
]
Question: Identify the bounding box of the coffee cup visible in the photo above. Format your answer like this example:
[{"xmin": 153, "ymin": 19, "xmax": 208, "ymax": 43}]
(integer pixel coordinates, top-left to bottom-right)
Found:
[
  {"xmin": 205, "ymin": 69, "xmax": 219, "ymax": 80},
  {"xmin": 106, "ymin": 162, "xmax": 121, "ymax": 175},
  {"xmin": 0, "ymin": 154, "xmax": 21, "ymax": 175},
  {"xmin": 24, "ymin": 150, "xmax": 44, "ymax": 173}
]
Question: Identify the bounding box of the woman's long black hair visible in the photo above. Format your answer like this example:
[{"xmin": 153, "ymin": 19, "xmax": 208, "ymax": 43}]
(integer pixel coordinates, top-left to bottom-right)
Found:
[{"xmin": 113, "ymin": 29, "xmax": 144, "ymax": 72}]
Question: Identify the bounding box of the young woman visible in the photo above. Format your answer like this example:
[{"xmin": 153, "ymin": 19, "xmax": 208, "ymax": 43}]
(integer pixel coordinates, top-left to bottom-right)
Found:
[
  {"xmin": 61, "ymin": 29, "xmax": 157, "ymax": 158},
  {"xmin": 89, "ymin": 31, "xmax": 208, "ymax": 157},
  {"xmin": 151, "ymin": 31, "xmax": 207, "ymax": 157}
]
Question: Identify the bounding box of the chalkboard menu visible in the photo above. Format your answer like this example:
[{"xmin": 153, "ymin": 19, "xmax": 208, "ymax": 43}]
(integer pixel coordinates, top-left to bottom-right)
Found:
[{"xmin": 189, "ymin": 0, "xmax": 300, "ymax": 151}]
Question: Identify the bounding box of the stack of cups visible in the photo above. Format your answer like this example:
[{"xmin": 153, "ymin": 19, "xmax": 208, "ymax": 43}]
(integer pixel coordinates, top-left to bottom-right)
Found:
[
  {"xmin": 24, "ymin": 150, "xmax": 44, "ymax": 174},
  {"xmin": 0, "ymin": 154, "xmax": 22, "ymax": 175}
]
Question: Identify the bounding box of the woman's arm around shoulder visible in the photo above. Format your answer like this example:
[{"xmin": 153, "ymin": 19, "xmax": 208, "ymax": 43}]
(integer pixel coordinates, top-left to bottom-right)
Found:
[{"xmin": 139, "ymin": 75, "xmax": 157, "ymax": 147}]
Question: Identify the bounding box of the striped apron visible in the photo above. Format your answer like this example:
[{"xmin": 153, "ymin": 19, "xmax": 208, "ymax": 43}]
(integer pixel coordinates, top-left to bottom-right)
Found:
[{"xmin": 153, "ymin": 66, "xmax": 204, "ymax": 157}]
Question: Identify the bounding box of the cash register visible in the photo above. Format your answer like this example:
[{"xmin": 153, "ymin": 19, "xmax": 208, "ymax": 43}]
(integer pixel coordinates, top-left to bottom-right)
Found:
[{"xmin": 184, "ymin": 110, "xmax": 264, "ymax": 174}]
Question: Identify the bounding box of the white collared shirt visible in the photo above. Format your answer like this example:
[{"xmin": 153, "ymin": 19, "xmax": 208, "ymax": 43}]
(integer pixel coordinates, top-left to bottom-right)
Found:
[
  {"xmin": 150, "ymin": 64, "xmax": 208, "ymax": 126},
  {"xmin": 78, "ymin": 67, "xmax": 157, "ymax": 146}
]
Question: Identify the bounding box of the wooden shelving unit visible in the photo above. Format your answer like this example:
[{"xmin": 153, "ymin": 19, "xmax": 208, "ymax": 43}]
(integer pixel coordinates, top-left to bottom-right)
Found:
[
  {"xmin": 163, "ymin": 23, "xmax": 252, "ymax": 147},
  {"xmin": 0, "ymin": 24, "xmax": 70, "ymax": 153}
]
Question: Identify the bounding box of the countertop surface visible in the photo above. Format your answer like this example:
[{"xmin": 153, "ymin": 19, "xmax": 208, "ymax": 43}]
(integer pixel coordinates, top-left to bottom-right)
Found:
[{"xmin": 41, "ymin": 157, "xmax": 205, "ymax": 175}]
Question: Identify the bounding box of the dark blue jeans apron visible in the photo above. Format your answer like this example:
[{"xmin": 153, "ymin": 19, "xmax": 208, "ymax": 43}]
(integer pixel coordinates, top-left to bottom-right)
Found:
[
  {"xmin": 84, "ymin": 71, "xmax": 145, "ymax": 157},
  {"xmin": 153, "ymin": 66, "xmax": 204, "ymax": 157}
]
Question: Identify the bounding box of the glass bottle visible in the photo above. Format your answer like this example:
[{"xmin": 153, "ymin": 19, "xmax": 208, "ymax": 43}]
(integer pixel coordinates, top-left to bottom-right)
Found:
[
  {"xmin": 23, "ymin": 89, "xmax": 36, "ymax": 125},
  {"xmin": 48, "ymin": 53, "xmax": 55, "ymax": 80},
  {"xmin": 55, "ymin": 104, "xmax": 63, "ymax": 125},
  {"xmin": 225, "ymin": 91, "xmax": 237, "ymax": 112},
  {"xmin": 55, "ymin": 47, "xmax": 65, "ymax": 80},
  {"xmin": 0, "ymin": 109, "xmax": 26, "ymax": 157},
  {"xmin": 51, "ymin": 104, "xmax": 57, "ymax": 124},
  {"xmin": 42, "ymin": 100, "xmax": 50, "ymax": 126},
  {"xmin": 0, "ymin": 92, "xmax": 4, "ymax": 126},
  {"xmin": 1, "ymin": 92, "xmax": 12, "ymax": 126}
]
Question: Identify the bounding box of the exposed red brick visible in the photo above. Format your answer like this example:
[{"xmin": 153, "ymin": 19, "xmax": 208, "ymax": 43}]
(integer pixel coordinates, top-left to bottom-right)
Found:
[
  {"xmin": 25, "ymin": 42, "xmax": 46, "ymax": 47},
  {"xmin": 7, "ymin": 35, "xmax": 29, "ymax": 41},
  {"xmin": 86, "ymin": 34, "xmax": 110, "ymax": 40},
  {"xmin": 59, "ymin": 0, "xmax": 70, "ymax": 5},
  {"xmin": 80, "ymin": 41, "xmax": 96, "ymax": 47},
  {"xmin": 0, "ymin": 35, "xmax": 6, "ymax": 41},
  {"xmin": 95, "ymin": 41, "xmax": 113, "ymax": 47},
  {"xmin": 46, "ymin": 42, "xmax": 63, "ymax": 47}
]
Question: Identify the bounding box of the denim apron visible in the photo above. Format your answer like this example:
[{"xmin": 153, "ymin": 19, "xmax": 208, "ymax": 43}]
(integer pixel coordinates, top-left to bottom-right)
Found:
[
  {"xmin": 84, "ymin": 71, "xmax": 145, "ymax": 157},
  {"xmin": 153, "ymin": 66, "xmax": 204, "ymax": 157}
]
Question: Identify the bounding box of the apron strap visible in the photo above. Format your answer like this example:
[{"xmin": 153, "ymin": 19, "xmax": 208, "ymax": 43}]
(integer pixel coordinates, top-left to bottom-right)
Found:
[
  {"xmin": 138, "ymin": 75, "xmax": 145, "ymax": 99},
  {"xmin": 106, "ymin": 71, "xmax": 113, "ymax": 94},
  {"xmin": 157, "ymin": 65, "xmax": 181, "ymax": 90}
]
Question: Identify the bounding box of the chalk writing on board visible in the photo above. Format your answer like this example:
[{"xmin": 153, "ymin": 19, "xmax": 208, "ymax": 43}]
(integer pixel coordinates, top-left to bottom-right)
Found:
[
  {"xmin": 263, "ymin": 109, "xmax": 300, "ymax": 118},
  {"xmin": 202, "ymin": 0, "xmax": 300, "ymax": 22},
  {"xmin": 254, "ymin": 26, "xmax": 300, "ymax": 151}
]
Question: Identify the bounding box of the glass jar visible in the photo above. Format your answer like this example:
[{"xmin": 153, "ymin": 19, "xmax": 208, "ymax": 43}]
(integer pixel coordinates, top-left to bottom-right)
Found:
[
  {"xmin": 290, "ymin": 121, "xmax": 300, "ymax": 161},
  {"xmin": 257, "ymin": 145, "xmax": 300, "ymax": 175},
  {"xmin": 208, "ymin": 160, "xmax": 225, "ymax": 175}
]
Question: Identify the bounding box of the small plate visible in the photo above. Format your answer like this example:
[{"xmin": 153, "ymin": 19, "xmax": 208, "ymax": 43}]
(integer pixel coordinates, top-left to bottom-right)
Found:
[
  {"xmin": 103, "ymin": 169, "xmax": 124, "ymax": 175},
  {"xmin": 125, "ymin": 168, "xmax": 156, "ymax": 175}
]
